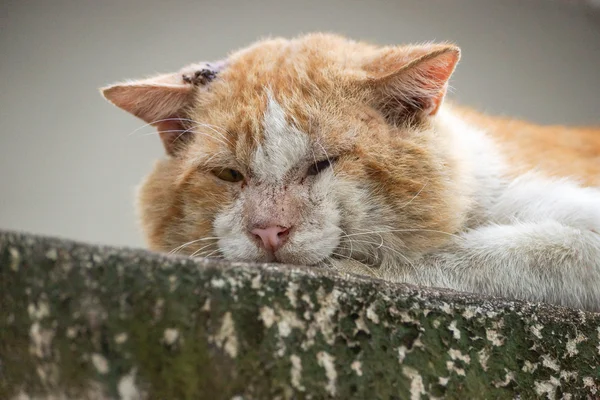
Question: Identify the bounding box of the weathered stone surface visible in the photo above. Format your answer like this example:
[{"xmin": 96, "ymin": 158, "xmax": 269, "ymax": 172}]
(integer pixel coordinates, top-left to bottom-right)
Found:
[{"xmin": 1, "ymin": 230, "xmax": 599, "ymax": 399}]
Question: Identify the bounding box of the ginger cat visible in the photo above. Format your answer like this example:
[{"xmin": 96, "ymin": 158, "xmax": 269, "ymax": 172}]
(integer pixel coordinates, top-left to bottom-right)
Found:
[{"xmin": 102, "ymin": 34, "xmax": 600, "ymax": 311}]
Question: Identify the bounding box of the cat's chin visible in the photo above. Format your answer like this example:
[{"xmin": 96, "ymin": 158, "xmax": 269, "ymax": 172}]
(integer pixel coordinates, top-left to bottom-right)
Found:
[
  {"xmin": 220, "ymin": 250, "xmax": 330, "ymax": 266},
  {"xmin": 269, "ymin": 248, "xmax": 334, "ymax": 266},
  {"xmin": 214, "ymin": 229, "xmax": 339, "ymax": 266},
  {"xmin": 254, "ymin": 255, "xmax": 325, "ymax": 266}
]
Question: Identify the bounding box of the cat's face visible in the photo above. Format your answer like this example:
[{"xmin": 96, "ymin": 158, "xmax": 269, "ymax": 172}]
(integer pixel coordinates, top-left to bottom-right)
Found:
[{"xmin": 103, "ymin": 34, "xmax": 471, "ymax": 267}]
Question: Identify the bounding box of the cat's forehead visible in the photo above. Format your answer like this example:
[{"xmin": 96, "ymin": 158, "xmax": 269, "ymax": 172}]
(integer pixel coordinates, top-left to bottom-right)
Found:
[
  {"xmin": 195, "ymin": 38, "xmax": 352, "ymax": 124},
  {"xmin": 193, "ymin": 88, "xmax": 325, "ymax": 178},
  {"xmin": 249, "ymin": 92, "xmax": 312, "ymax": 181},
  {"xmin": 188, "ymin": 84, "xmax": 362, "ymax": 184},
  {"xmin": 187, "ymin": 58, "xmax": 362, "ymax": 177}
]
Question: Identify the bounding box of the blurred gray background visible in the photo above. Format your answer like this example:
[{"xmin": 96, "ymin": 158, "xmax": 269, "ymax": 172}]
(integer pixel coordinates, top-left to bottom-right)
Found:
[{"xmin": 1, "ymin": 0, "xmax": 599, "ymax": 248}]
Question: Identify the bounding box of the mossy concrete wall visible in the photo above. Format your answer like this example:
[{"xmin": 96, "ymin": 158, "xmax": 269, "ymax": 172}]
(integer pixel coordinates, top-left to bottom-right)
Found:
[{"xmin": 1, "ymin": 231, "xmax": 599, "ymax": 399}]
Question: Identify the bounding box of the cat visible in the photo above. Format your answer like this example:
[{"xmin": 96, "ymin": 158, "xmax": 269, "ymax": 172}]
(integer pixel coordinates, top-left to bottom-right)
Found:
[{"xmin": 101, "ymin": 33, "xmax": 600, "ymax": 311}]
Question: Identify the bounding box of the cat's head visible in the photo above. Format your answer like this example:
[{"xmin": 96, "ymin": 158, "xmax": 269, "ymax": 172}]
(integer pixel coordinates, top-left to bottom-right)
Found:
[{"xmin": 102, "ymin": 33, "xmax": 472, "ymax": 268}]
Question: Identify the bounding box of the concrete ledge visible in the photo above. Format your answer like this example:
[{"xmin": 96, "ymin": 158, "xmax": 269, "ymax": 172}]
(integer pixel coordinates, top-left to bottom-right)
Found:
[{"xmin": 1, "ymin": 230, "xmax": 599, "ymax": 399}]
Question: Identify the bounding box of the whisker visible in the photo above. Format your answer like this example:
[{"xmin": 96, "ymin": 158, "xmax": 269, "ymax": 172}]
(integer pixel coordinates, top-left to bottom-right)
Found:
[
  {"xmin": 330, "ymin": 252, "xmax": 359, "ymax": 261},
  {"xmin": 190, "ymin": 243, "xmax": 217, "ymax": 258},
  {"xmin": 341, "ymin": 228, "xmax": 464, "ymax": 240},
  {"xmin": 315, "ymin": 140, "xmax": 337, "ymax": 178},
  {"xmin": 169, "ymin": 236, "xmax": 222, "ymax": 255},
  {"xmin": 327, "ymin": 254, "xmax": 378, "ymax": 274},
  {"xmin": 174, "ymin": 124, "xmax": 229, "ymax": 148},
  {"xmin": 400, "ymin": 180, "xmax": 429, "ymax": 209},
  {"xmin": 139, "ymin": 129, "xmax": 189, "ymax": 137},
  {"xmin": 189, "ymin": 246, "xmax": 223, "ymax": 259},
  {"xmin": 191, "ymin": 120, "xmax": 230, "ymax": 135},
  {"xmin": 337, "ymin": 238, "xmax": 417, "ymax": 271},
  {"xmin": 133, "ymin": 125, "xmax": 232, "ymax": 148},
  {"xmin": 169, "ymin": 237, "xmax": 207, "ymax": 255},
  {"xmin": 190, "ymin": 121, "xmax": 234, "ymax": 146},
  {"xmin": 334, "ymin": 226, "xmax": 355, "ymax": 259},
  {"xmin": 127, "ymin": 117, "xmax": 203, "ymax": 137},
  {"xmin": 128, "ymin": 118, "xmax": 234, "ymax": 148},
  {"xmin": 198, "ymin": 248, "xmax": 222, "ymax": 259}
]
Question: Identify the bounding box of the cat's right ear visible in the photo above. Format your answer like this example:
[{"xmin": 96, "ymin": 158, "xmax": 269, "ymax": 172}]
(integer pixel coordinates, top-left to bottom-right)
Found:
[
  {"xmin": 101, "ymin": 70, "xmax": 195, "ymax": 156},
  {"xmin": 361, "ymin": 44, "xmax": 460, "ymax": 124}
]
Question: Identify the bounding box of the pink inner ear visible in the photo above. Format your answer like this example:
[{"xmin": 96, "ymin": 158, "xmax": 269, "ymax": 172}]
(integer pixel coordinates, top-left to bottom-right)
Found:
[
  {"xmin": 102, "ymin": 83, "xmax": 193, "ymax": 124},
  {"xmin": 156, "ymin": 119, "xmax": 192, "ymax": 156},
  {"xmin": 426, "ymin": 84, "xmax": 448, "ymax": 116},
  {"xmin": 409, "ymin": 51, "xmax": 458, "ymax": 116},
  {"xmin": 414, "ymin": 51, "xmax": 459, "ymax": 87},
  {"xmin": 367, "ymin": 46, "xmax": 460, "ymax": 118}
]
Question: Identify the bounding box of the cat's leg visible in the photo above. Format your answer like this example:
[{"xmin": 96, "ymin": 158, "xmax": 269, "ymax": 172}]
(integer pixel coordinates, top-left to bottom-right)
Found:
[
  {"xmin": 490, "ymin": 173, "xmax": 600, "ymax": 233},
  {"xmin": 402, "ymin": 221, "xmax": 600, "ymax": 311}
]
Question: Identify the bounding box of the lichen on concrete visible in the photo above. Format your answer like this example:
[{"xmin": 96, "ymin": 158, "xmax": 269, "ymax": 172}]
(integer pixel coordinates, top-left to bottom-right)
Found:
[{"xmin": 1, "ymin": 230, "xmax": 600, "ymax": 399}]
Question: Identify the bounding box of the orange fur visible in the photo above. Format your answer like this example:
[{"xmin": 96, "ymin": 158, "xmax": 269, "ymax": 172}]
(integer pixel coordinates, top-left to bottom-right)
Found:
[
  {"xmin": 452, "ymin": 105, "xmax": 600, "ymax": 186},
  {"xmin": 102, "ymin": 33, "xmax": 599, "ymax": 263}
]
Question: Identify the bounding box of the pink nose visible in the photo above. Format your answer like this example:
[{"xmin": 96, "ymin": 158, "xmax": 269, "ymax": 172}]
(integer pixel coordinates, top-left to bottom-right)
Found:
[{"xmin": 251, "ymin": 225, "xmax": 291, "ymax": 252}]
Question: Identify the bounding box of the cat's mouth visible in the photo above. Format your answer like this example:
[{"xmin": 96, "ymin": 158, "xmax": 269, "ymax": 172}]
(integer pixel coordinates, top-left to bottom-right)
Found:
[
  {"xmin": 258, "ymin": 250, "xmax": 326, "ymax": 266},
  {"xmin": 263, "ymin": 252, "xmax": 282, "ymax": 263},
  {"xmin": 191, "ymin": 243, "xmax": 350, "ymax": 266},
  {"xmin": 243, "ymin": 242, "xmax": 337, "ymax": 266},
  {"xmin": 212, "ymin": 222, "xmax": 343, "ymax": 265}
]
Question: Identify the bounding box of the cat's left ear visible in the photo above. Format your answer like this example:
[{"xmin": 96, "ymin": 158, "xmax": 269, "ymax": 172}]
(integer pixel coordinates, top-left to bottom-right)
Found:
[
  {"xmin": 101, "ymin": 62, "xmax": 224, "ymax": 156},
  {"xmin": 362, "ymin": 44, "xmax": 460, "ymax": 121}
]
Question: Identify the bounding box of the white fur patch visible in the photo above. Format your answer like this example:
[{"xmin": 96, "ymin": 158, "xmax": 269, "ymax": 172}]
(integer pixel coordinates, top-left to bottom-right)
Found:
[
  {"xmin": 252, "ymin": 92, "xmax": 310, "ymax": 182},
  {"xmin": 433, "ymin": 108, "xmax": 507, "ymax": 226},
  {"xmin": 490, "ymin": 173, "xmax": 600, "ymax": 232}
]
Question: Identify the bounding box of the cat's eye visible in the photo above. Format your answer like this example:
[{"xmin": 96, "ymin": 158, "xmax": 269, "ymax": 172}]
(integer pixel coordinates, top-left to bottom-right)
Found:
[
  {"xmin": 213, "ymin": 168, "xmax": 244, "ymax": 183},
  {"xmin": 307, "ymin": 158, "xmax": 336, "ymax": 176}
]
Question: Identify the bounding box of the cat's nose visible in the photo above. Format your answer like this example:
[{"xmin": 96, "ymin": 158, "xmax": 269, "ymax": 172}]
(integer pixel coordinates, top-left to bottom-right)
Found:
[{"xmin": 251, "ymin": 225, "xmax": 291, "ymax": 252}]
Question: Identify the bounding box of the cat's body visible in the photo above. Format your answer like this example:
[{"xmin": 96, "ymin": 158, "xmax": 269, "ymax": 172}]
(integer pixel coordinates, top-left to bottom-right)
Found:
[
  {"xmin": 455, "ymin": 105, "xmax": 600, "ymax": 187},
  {"xmin": 102, "ymin": 33, "xmax": 600, "ymax": 311},
  {"xmin": 377, "ymin": 105, "xmax": 600, "ymax": 309}
]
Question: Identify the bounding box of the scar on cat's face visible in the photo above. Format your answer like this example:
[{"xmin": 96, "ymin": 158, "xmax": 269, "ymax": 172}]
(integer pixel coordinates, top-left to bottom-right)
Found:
[{"xmin": 103, "ymin": 34, "xmax": 469, "ymax": 266}]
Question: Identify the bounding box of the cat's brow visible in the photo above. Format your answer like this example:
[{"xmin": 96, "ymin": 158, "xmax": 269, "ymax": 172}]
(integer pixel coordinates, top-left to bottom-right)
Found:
[
  {"xmin": 251, "ymin": 91, "xmax": 310, "ymax": 181},
  {"xmin": 189, "ymin": 150, "xmax": 236, "ymax": 168}
]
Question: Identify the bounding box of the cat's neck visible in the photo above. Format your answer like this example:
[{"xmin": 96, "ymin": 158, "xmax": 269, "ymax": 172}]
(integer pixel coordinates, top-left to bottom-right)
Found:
[{"xmin": 433, "ymin": 105, "xmax": 509, "ymax": 228}]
